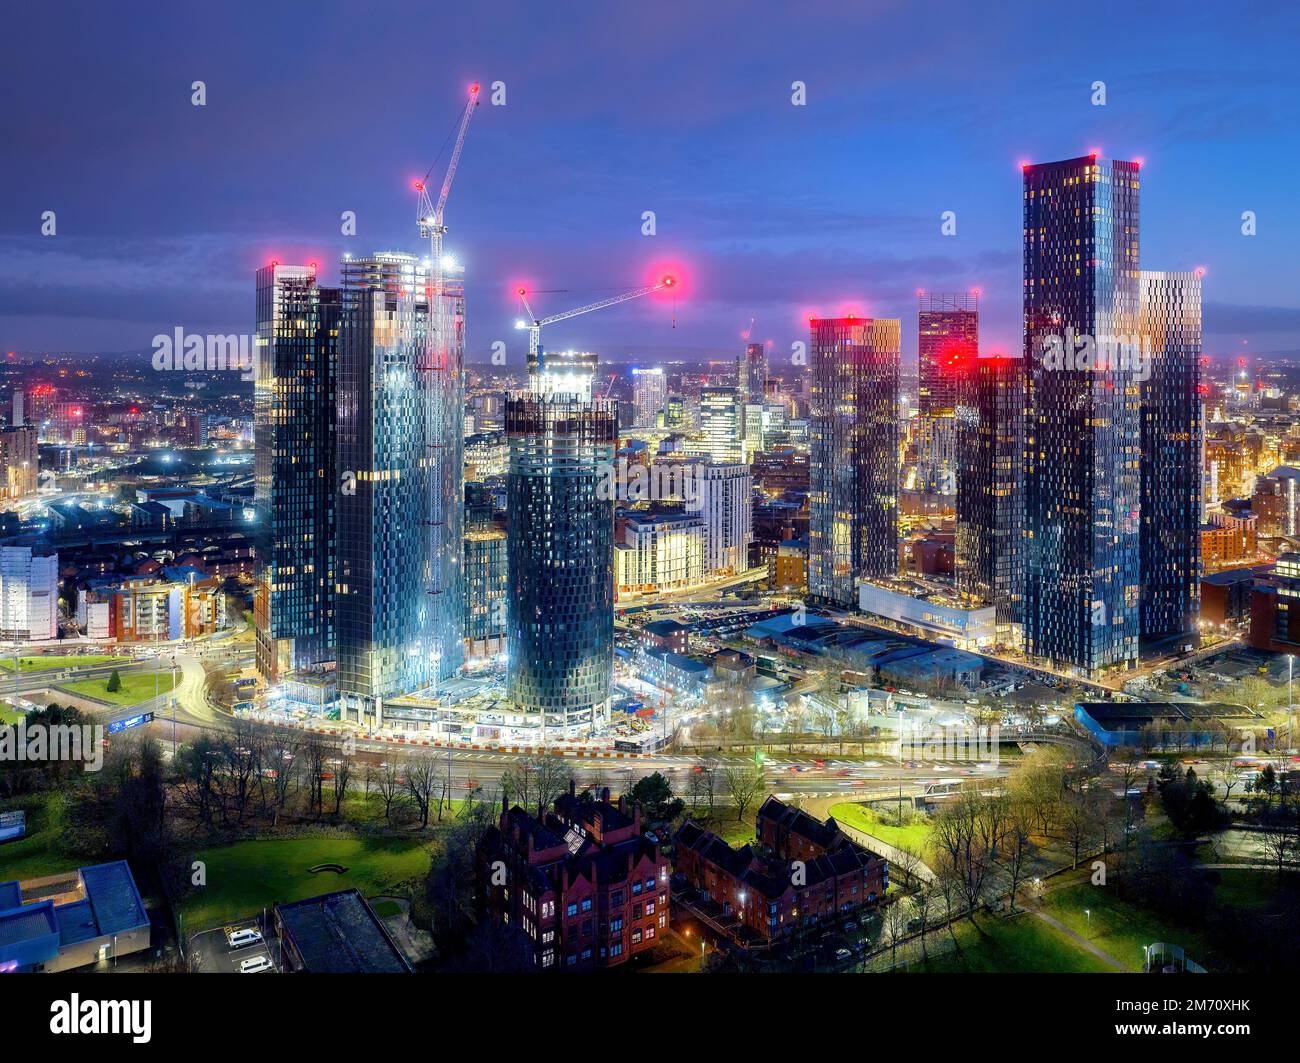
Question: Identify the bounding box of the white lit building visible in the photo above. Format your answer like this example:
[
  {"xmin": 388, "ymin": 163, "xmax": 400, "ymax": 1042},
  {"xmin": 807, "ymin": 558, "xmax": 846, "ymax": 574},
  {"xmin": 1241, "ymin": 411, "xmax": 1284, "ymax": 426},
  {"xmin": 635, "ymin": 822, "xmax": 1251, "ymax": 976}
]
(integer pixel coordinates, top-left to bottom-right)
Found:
[
  {"xmin": 0, "ymin": 547, "xmax": 58, "ymax": 642},
  {"xmin": 686, "ymin": 462, "xmax": 752, "ymax": 577},
  {"xmin": 632, "ymin": 367, "xmax": 667, "ymax": 428},
  {"xmin": 615, "ymin": 512, "xmax": 705, "ymax": 595}
]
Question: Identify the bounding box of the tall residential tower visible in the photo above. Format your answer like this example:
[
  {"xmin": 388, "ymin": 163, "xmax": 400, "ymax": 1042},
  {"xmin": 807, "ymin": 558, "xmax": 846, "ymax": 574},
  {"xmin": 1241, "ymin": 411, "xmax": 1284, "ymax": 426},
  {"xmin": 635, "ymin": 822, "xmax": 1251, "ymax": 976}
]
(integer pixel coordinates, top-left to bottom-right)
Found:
[
  {"xmin": 808, "ymin": 316, "xmax": 900, "ymax": 607},
  {"xmin": 335, "ymin": 252, "xmax": 464, "ymax": 726},
  {"xmin": 506, "ymin": 349, "xmax": 617, "ymax": 733},
  {"xmin": 254, "ymin": 263, "xmax": 339, "ymax": 681},
  {"xmin": 1022, "ymin": 155, "xmax": 1142, "ymax": 675}
]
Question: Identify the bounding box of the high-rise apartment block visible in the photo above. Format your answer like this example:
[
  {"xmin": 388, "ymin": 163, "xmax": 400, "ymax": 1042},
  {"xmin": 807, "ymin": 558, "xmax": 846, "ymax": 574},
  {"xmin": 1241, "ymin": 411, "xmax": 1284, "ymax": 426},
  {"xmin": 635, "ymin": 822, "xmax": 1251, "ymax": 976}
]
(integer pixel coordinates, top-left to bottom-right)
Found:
[
  {"xmin": 1138, "ymin": 270, "xmax": 1203, "ymax": 652},
  {"xmin": 1022, "ymin": 155, "xmax": 1142, "ymax": 675},
  {"xmin": 253, "ymin": 263, "xmax": 339, "ymax": 681},
  {"xmin": 506, "ymin": 349, "xmax": 616, "ymax": 733},
  {"xmin": 956, "ymin": 355, "xmax": 1024, "ymax": 635},
  {"xmin": 808, "ymin": 316, "xmax": 900, "ymax": 607},
  {"xmin": 632, "ymin": 367, "xmax": 667, "ymax": 428},
  {"xmin": 335, "ymin": 252, "xmax": 464, "ymax": 726}
]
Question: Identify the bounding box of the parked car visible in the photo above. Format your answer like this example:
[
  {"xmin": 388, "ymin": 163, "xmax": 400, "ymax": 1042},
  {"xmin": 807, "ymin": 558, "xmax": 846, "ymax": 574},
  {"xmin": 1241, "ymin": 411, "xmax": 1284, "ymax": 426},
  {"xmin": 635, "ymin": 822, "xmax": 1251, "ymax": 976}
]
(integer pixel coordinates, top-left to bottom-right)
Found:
[
  {"xmin": 239, "ymin": 955, "xmax": 273, "ymax": 974},
  {"xmin": 227, "ymin": 928, "xmax": 263, "ymax": 949}
]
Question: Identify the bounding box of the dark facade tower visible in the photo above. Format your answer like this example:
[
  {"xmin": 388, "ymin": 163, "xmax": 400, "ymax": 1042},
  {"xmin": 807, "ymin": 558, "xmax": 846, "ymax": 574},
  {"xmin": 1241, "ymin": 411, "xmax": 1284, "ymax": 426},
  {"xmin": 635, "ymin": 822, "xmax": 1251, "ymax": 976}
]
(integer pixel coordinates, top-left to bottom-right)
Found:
[
  {"xmin": 808, "ymin": 317, "xmax": 900, "ymax": 607},
  {"xmin": 1023, "ymin": 155, "xmax": 1142, "ymax": 675},
  {"xmin": 1139, "ymin": 270, "xmax": 1203, "ymax": 652},
  {"xmin": 739, "ymin": 341, "xmax": 768, "ymax": 405},
  {"xmin": 956, "ymin": 355, "xmax": 1024, "ymax": 636},
  {"xmin": 506, "ymin": 352, "xmax": 617, "ymax": 734},
  {"xmin": 254, "ymin": 264, "xmax": 339, "ymax": 681},
  {"xmin": 336, "ymin": 252, "xmax": 464, "ymax": 727}
]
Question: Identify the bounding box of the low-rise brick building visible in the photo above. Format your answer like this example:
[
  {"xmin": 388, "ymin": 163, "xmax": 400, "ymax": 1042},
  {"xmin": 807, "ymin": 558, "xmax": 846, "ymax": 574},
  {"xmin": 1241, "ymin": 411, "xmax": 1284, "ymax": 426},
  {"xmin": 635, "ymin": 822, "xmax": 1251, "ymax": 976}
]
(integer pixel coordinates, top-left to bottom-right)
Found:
[
  {"xmin": 674, "ymin": 796, "xmax": 887, "ymax": 945},
  {"xmin": 476, "ymin": 784, "xmax": 671, "ymax": 970}
]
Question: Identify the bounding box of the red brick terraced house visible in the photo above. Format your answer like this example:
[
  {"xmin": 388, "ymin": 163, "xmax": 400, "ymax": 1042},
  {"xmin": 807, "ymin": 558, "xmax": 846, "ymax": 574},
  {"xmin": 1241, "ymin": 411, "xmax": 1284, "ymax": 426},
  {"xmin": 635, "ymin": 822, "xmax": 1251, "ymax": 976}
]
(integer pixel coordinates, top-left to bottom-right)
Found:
[{"xmin": 674, "ymin": 796, "xmax": 887, "ymax": 945}]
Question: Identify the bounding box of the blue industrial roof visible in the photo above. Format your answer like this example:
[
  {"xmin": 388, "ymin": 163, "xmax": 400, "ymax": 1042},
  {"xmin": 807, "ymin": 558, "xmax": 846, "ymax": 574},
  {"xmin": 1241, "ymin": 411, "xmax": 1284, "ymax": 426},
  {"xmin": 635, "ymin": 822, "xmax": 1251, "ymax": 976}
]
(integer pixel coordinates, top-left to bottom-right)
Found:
[
  {"xmin": 56, "ymin": 899, "xmax": 101, "ymax": 945},
  {"xmin": 81, "ymin": 861, "xmax": 149, "ymax": 936}
]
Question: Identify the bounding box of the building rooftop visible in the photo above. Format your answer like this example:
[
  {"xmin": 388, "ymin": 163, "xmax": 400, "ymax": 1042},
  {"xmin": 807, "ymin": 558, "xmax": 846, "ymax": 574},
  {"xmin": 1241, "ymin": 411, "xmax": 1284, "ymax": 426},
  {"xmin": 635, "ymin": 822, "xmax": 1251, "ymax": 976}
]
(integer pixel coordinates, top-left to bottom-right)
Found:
[{"xmin": 275, "ymin": 889, "xmax": 412, "ymax": 974}]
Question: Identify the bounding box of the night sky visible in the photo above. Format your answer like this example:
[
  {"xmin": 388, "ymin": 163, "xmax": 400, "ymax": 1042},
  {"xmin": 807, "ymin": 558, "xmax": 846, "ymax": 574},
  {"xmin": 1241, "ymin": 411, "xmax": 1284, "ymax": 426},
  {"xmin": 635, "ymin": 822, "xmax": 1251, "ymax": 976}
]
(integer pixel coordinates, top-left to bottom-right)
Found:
[{"xmin": 3, "ymin": 1, "xmax": 1299, "ymax": 368}]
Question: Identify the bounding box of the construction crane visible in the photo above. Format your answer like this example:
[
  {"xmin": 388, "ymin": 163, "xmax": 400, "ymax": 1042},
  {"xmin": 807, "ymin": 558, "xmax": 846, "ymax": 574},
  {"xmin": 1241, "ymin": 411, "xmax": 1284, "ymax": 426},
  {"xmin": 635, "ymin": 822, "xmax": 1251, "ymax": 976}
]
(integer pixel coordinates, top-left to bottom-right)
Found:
[
  {"xmin": 514, "ymin": 275, "xmax": 676, "ymax": 371},
  {"xmin": 410, "ymin": 83, "xmax": 478, "ymax": 650},
  {"xmin": 415, "ymin": 82, "xmax": 480, "ymax": 264}
]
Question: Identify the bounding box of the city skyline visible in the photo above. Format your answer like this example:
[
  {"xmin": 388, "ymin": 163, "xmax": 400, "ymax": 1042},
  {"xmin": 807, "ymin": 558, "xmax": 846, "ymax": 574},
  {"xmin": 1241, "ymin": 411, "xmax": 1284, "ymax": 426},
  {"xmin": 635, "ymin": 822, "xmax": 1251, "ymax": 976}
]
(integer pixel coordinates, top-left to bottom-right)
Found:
[{"xmin": 3, "ymin": 2, "xmax": 1300, "ymax": 1005}]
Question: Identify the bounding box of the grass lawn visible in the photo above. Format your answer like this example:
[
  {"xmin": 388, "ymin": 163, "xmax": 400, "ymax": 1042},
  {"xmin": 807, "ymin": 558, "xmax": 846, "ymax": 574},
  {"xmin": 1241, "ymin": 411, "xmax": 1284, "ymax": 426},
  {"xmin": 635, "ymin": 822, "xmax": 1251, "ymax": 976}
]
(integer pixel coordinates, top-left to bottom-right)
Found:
[
  {"xmin": 1212, "ymin": 868, "xmax": 1285, "ymax": 913},
  {"xmin": 686, "ymin": 808, "xmax": 756, "ymax": 846},
  {"xmin": 179, "ymin": 835, "xmax": 436, "ymax": 931},
  {"xmin": 1040, "ymin": 883, "xmax": 1219, "ymax": 973},
  {"xmin": 830, "ymin": 802, "xmax": 932, "ymax": 856},
  {"xmin": 0, "ymin": 701, "xmax": 23, "ymax": 725},
  {"xmin": 0, "ymin": 655, "xmax": 127, "ymax": 672},
  {"xmin": 914, "ymin": 911, "xmax": 1114, "ymax": 973},
  {"xmin": 61, "ymin": 671, "xmax": 178, "ymax": 706},
  {"xmin": 0, "ymin": 792, "xmax": 86, "ymax": 881}
]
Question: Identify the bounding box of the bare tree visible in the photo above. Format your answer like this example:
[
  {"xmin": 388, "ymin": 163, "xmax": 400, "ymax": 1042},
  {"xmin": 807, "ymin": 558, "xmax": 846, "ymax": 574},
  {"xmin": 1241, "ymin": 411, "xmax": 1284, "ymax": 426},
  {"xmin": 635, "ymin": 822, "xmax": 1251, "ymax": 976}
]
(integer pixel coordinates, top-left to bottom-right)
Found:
[
  {"xmin": 883, "ymin": 898, "xmax": 908, "ymax": 969},
  {"xmin": 686, "ymin": 764, "xmax": 715, "ymax": 816},
  {"xmin": 372, "ymin": 760, "xmax": 406, "ymax": 824},
  {"xmin": 330, "ymin": 743, "xmax": 353, "ymax": 816},
  {"xmin": 501, "ymin": 754, "xmax": 572, "ymax": 813},
  {"xmin": 1001, "ymin": 800, "xmax": 1035, "ymax": 912},
  {"xmin": 930, "ymin": 792, "xmax": 1003, "ymax": 918},
  {"xmin": 721, "ymin": 759, "xmax": 765, "ymax": 824},
  {"xmin": 912, "ymin": 886, "xmax": 934, "ymax": 961},
  {"xmin": 403, "ymin": 757, "xmax": 442, "ymax": 829}
]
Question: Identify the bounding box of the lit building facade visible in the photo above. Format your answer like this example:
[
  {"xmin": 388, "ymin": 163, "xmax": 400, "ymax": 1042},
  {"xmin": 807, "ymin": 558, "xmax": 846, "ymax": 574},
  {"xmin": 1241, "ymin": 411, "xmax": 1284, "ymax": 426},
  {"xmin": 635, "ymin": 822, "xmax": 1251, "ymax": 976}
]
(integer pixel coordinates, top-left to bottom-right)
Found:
[
  {"xmin": 956, "ymin": 355, "xmax": 1025, "ymax": 635},
  {"xmin": 254, "ymin": 263, "xmax": 339, "ymax": 681},
  {"xmin": 0, "ymin": 547, "xmax": 58, "ymax": 642},
  {"xmin": 1023, "ymin": 155, "xmax": 1142, "ymax": 675},
  {"xmin": 336, "ymin": 252, "xmax": 464, "ymax": 726},
  {"xmin": 631, "ymin": 367, "xmax": 667, "ymax": 428},
  {"xmin": 696, "ymin": 387, "xmax": 743, "ymax": 464},
  {"xmin": 506, "ymin": 350, "xmax": 616, "ymax": 732},
  {"xmin": 739, "ymin": 341, "xmax": 768, "ymax": 404},
  {"xmin": 809, "ymin": 316, "xmax": 900, "ymax": 607},
  {"xmin": 464, "ymin": 518, "xmax": 507, "ymax": 658},
  {"xmin": 1139, "ymin": 270, "xmax": 1203, "ymax": 653},
  {"xmin": 0, "ymin": 425, "xmax": 38, "ymax": 499},
  {"xmin": 615, "ymin": 511, "xmax": 705, "ymax": 595},
  {"xmin": 685, "ymin": 461, "xmax": 752, "ymax": 577}
]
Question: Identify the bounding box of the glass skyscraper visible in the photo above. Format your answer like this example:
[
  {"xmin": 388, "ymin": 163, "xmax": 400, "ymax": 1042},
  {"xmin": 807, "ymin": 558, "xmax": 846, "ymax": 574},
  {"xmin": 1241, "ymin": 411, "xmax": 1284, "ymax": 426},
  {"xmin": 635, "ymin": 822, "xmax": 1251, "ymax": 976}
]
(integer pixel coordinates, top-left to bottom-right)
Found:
[
  {"xmin": 808, "ymin": 316, "xmax": 900, "ymax": 607},
  {"xmin": 1138, "ymin": 270, "xmax": 1203, "ymax": 652},
  {"xmin": 956, "ymin": 354, "xmax": 1025, "ymax": 637},
  {"xmin": 254, "ymin": 263, "xmax": 338, "ymax": 681},
  {"xmin": 506, "ymin": 350, "xmax": 616, "ymax": 733},
  {"xmin": 738, "ymin": 341, "xmax": 768, "ymax": 405},
  {"xmin": 1023, "ymin": 155, "xmax": 1142, "ymax": 675},
  {"xmin": 335, "ymin": 252, "xmax": 464, "ymax": 726}
]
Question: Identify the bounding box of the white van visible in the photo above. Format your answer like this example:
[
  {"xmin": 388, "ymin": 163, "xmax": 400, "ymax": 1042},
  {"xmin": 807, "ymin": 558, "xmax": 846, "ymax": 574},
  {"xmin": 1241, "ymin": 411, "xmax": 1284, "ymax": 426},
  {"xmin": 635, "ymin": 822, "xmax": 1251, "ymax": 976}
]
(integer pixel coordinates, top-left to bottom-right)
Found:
[
  {"xmin": 239, "ymin": 955, "xmax": 273, "ymax": 974},
  {"xmin": 227, "ymin": 928, "xmax": 263, "ymax": 949}
]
